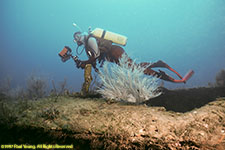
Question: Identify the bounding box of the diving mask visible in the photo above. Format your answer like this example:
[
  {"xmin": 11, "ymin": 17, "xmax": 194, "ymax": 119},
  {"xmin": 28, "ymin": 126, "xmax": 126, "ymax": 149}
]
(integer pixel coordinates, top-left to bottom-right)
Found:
[{"xmin": 73, "ymin": 32, "xmax": 84, "ymax": 46}]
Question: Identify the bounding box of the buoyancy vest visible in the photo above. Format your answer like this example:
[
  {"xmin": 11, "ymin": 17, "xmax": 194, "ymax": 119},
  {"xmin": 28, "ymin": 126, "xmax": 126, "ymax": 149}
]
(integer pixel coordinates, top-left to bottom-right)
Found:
[{"xmin": 84, "ymin": 34, "xmax": 112, "ymax": 57}]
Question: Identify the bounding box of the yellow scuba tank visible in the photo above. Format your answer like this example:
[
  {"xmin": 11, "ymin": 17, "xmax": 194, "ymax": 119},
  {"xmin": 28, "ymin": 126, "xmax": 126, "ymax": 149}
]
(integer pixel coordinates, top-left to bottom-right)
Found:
[{"xmin": 91, "ymin": 28, "xmax": 127, "ymax": 46}]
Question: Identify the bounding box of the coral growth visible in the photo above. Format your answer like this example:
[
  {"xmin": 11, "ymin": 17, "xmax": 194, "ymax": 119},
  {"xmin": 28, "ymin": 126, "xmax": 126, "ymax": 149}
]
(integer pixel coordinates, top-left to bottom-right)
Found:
[
  {"xmin": 26, "ymin": 74, "xmax": 48, "ymax": 100},
  {"xmin": 97, "ymin": 54, "xmax": 161, "ymax": 103},
  {"xmin": 0, "ymin": 77, "xmax": 12, "ymax": 98},
  {"xmin": 215, "ymin": 69, "xmax": 225, "ymax": 87}
]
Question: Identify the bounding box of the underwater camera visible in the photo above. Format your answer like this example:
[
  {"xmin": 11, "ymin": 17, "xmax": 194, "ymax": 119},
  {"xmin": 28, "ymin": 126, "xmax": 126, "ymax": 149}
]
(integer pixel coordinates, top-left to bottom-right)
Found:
[{"xmin": 58, "ymin": 46, "xmax": 73, "ymax": 62}]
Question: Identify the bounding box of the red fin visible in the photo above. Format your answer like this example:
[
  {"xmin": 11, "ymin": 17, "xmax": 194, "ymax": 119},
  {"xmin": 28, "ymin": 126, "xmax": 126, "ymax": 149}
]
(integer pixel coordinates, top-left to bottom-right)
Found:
[{"xmin": 183, "ymin": 70, "xmax": 194, "ymax": 82}]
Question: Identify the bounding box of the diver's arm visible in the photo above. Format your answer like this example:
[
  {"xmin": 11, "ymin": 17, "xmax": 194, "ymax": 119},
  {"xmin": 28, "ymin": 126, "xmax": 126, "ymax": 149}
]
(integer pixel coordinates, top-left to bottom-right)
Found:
[
  {"xmin": 78, "ymin": 52, "xmax": 98, "ymax": 72},
  {"xmin": 80, "ymin": 53, "xmax": 96, "ymax": 67}
]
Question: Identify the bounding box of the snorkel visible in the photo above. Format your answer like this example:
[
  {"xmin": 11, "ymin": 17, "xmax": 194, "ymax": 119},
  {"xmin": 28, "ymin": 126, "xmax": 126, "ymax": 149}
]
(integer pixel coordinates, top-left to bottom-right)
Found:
[{"xmin": 73, "ymin": 23, "xmax": 83, "ymax": 32}]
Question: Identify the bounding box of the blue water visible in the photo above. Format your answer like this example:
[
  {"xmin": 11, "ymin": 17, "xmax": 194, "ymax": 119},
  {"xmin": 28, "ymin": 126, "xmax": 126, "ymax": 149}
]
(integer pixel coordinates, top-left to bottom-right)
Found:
[{"xmin": 1, "ymin": 0, "xmax": 225, "ymax": 91}]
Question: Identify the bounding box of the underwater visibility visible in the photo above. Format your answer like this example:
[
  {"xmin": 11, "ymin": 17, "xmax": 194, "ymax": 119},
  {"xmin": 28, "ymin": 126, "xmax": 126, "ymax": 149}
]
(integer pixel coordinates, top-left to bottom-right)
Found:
[
  {"xmin": 1, "ymin": 0, "xmax": 225, "ymax": 149},
  {"xmin": 1, "ymin": 0, "xmax": 225, "ymax": 91}
]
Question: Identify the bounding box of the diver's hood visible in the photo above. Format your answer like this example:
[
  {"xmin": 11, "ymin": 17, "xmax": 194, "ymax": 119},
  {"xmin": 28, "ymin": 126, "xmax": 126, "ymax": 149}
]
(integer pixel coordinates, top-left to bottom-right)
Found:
[{"xmin": 73, "ymin": 32, "xmax": 88, "ymax": 46}]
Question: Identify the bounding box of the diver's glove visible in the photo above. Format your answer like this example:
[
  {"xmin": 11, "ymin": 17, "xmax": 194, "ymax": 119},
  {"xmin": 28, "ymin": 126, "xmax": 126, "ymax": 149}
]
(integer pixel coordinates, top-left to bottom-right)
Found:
[
  {"xmin": 75, "ymin": 60, "xmax": 86, "ymax": 69},
  {"xmin": 73, "ymin": 56, "xmax": 82, "ymax": 68},
  {"xmin": 73, "ymin": 58, "xmax": 87, "ymax": 69},
  {"xmin": 76, "ymin": 60, "xmax": 83, "ymax": 68}
]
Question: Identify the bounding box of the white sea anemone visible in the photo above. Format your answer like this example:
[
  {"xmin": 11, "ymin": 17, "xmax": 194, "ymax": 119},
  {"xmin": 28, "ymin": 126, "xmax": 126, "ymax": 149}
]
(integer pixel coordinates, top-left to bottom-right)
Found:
[{"xmin": 97, "ymin": 54, "xmax": 161, "ymax": 103}]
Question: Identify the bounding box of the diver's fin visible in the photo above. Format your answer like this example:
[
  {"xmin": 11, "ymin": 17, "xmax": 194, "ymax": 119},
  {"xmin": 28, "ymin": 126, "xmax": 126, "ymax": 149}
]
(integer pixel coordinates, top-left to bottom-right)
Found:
[{"xmin": 182, "ymin": 70, "xmax": 194, "ymax": 83}]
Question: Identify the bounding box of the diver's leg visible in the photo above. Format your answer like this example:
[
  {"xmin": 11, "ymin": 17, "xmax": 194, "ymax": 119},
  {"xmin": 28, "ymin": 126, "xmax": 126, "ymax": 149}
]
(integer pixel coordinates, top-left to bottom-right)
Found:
[
  {"xmin": 149, "ymin": 60, "xmax": 183, "ymax": 79},
  {"xmin": 81, "ymin": 64, "xmax": 93, "ymax": 95},
  {"xmin": 143, "ymin": 68, "xmax": 194, "ymax": 83}
]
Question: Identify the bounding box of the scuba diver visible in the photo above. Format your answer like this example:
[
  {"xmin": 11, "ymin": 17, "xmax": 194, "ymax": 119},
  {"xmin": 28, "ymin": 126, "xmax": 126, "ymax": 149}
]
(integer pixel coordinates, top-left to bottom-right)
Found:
[
  {"xmin": 59, "ymin": 26, "xmax": 194, "ymax": 95},
  {"xmin": 73, "ymin": 31, "xmax": 113, "ymax": 71},
  {"xmin": 72, "ymin": 30, "xmax": 114, "ymax": 95}
]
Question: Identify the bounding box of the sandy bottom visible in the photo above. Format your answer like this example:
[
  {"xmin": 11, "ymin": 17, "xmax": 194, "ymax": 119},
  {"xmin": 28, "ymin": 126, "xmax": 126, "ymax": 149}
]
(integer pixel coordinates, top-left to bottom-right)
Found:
[{"xmin": 0, "ymin": 87, "xmax": 225, "ymax": 150}]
